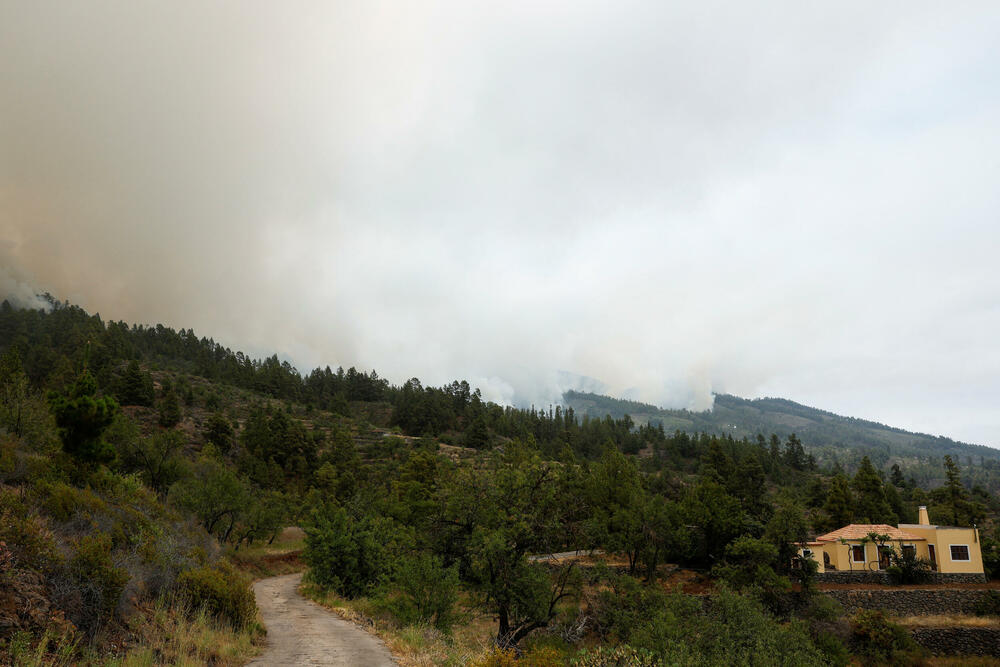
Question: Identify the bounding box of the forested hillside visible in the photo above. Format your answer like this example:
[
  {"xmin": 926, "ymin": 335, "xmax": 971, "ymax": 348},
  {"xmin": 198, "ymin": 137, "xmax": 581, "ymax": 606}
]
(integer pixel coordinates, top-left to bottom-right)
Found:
[
  {"xmin": 2, "ymin": 297, "xmax": 999, "ymax": 665},
  {"xmin": 566, "ymin": 390, "xmax": 1000, "ymax": 492}
]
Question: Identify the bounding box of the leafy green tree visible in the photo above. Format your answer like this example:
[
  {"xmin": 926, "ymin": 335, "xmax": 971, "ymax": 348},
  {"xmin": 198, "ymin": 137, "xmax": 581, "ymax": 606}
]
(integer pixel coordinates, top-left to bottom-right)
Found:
[
  {"xmin": 765, "ymin": 502, "xmax": 811, "ymax": 572},
  {"xmin": 303, "ymin": 504, "xmax": 404, "ymax": 597},
  {"xmin": 118, "ymin": 428, "xmax": 187, "ymax": 495},
  {"xmin": 203, "ymin": 412, "xmax": 234, "ymax": 453},
  {"xmin": 48, "ymin": 370, "xmax": 119, "ymax": 464},
  {"xmin": 637, "ymin": 495, "xmax": 690, "ymax": 582},
  {"xmin": 712, "ymin": 536, "xmax": 780, "ymax": 590},
  {"xmin": 440, "ymin": 442, "xmax": 583, "ymax": 648},
  {"xmin": 586, "ymin": 445, "xmax": 647, "ymax": 574},
  {"xmin": 680, "ymin": 480, "xmax": 746, "ymax": 567},
  {"xmin": 169, "ymin": 452, "xmax": 250, "ymax": 542},
  {"xmin": 233, "ymin": 490, "xmax": 289, "ymax": 548}
]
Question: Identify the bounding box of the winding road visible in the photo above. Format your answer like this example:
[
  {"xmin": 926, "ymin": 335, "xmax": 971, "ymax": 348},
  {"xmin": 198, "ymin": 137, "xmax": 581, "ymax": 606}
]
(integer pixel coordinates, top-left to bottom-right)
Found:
[{"xmin": 249, "ymin": 573, "xmax": 397, "ymax": 666}]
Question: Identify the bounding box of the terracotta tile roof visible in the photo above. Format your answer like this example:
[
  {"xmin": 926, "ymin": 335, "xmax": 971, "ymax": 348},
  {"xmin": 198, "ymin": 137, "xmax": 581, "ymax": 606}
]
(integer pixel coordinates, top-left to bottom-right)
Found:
[{"xmin": 815, "ymin": 524, "xmax": 926, "ymax": 542}]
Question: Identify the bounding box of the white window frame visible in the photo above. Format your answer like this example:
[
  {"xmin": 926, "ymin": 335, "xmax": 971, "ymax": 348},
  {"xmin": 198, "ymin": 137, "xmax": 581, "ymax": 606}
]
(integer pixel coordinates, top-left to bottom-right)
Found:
[
  {"xmin": 901, "ymin": 543, "xmax": 916, "ymax": 557},
  {"xmin": 949, "ymin": 544, "xmax": 971, "ymax": 562},
  {"xmin": 801, "ymin": 548, "xmax": 813, "ymax": 558},
  {"xmin": 850, "ymin": 544, "xmax": 866, "ymax": 563}
]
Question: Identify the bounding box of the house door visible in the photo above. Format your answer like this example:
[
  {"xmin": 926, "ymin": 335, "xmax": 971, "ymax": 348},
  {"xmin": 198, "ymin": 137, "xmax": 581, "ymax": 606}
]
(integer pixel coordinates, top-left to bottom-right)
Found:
[
  {"xmin": 878, "ymin": 547, "xmax": 891, "ymax": 570},
  {"xmin": 928, "ymin": 545, "xmax": 937, "ymax": 571}
]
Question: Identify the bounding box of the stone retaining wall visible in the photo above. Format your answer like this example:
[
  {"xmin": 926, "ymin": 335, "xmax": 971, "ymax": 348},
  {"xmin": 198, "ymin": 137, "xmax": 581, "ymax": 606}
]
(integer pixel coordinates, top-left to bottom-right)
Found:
[
  {"xmin": 908, "ymin": 627, "xmax": 1000, "ymax": 656},
  {"xmin": 823, "ymin": 589, "xmax": 991, "ymax": 615},
  {"xmin": 816, "ymin": 571, "xmax": 987, "ymax": 585}
]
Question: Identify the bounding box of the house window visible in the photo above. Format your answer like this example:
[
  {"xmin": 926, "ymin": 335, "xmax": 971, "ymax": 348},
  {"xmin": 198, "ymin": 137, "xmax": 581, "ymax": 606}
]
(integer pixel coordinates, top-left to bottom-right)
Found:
[
  {"xmin": 801, "ymin": 549, "xmax": 813, "ymax": 558},
  {"xmin": 851, "ymin": 545, "xmax": 865, "ymax": 562},
  {"xmin": 902, "ymin": 544, "xmax": 916, "ymax": 559},
  {"xmin": 950, "ymin": 545, "xmax": 971, "ymax": 562}
]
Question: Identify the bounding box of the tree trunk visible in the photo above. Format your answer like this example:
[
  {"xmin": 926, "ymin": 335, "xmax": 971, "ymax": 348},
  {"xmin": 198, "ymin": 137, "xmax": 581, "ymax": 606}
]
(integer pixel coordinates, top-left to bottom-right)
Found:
[{"xmin": 497, "ymin": 604, "xmax": 510, "ymax": 643}]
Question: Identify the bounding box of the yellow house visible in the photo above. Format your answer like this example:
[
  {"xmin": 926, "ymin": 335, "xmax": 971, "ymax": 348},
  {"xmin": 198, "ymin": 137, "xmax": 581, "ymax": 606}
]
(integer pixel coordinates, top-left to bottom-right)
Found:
[{"xmin": 799, "ymin": 505, "xmax": 984, "ymax": 575}]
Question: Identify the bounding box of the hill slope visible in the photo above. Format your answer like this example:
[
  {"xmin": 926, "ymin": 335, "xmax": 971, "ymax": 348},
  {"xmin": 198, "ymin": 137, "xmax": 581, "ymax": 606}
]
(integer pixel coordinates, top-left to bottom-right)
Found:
[{"xmin": 564, "ymin": 391, "xmax": 1000, "ymax": 465}]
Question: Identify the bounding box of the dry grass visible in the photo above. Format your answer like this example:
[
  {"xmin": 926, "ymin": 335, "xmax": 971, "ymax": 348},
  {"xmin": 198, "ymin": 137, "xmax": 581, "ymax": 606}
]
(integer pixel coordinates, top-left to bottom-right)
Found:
[
  {"xmin": 926, "ymin": 658, "xmax": 1000, "ymax": 666},
  {"xmin": 896, "ymin": 614, "xmax": 1000, "ymax": 628},
  {"xmin": 104, "ymin": 597, "xmax": 263, "ymax": 666},
  {"xmin": 6, "ymin": 598, "xmax": 263, "ymax": 667}
]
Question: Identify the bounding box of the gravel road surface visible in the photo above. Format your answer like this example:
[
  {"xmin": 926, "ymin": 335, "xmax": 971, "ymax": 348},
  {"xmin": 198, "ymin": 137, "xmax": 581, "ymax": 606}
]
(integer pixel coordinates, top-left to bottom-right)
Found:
[{"xmin": 248, "ymin": 573, "xmax": 396, "ymax": 666}]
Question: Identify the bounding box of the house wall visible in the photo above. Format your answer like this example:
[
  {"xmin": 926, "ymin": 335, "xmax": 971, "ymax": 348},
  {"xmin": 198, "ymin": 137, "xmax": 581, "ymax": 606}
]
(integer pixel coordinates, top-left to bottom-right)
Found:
[{"xmin": 898, "ymin": 525, "xmax": 984, "ymax": 574}]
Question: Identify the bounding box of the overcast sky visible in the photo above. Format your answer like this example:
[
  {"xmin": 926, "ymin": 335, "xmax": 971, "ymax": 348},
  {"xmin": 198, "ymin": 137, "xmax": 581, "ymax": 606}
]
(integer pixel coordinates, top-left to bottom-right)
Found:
[{"xmin": 2, "ymin": 1, "xmax": 999, "ymax": 446}]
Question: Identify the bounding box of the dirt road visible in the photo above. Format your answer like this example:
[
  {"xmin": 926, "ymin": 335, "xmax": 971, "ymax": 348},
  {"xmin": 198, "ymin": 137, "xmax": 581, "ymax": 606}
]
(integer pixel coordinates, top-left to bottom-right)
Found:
[{"xmin": 249, "ymin": 572, "xmax": 397, "ymax": 666}]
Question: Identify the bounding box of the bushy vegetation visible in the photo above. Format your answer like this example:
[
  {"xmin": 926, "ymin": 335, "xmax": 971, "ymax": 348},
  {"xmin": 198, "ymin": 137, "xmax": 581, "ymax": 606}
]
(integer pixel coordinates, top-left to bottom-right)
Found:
[
  {"xmin": 176, "ymin": 561, "xmax": 258, "ymax": 629},
  {"xmin": 3, "ymin": 296, "xmax": 999, "ymax": 663},
  {"xmin": 849, "ymin": 609, "xmax": 924, "ymax": 665}
]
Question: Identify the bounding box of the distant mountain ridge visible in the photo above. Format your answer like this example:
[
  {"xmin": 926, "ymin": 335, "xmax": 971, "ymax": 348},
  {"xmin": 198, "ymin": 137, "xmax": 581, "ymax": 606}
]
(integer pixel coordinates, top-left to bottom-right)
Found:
[{"xmin": 563, "ymin": 390, "xmax": 1000, "ymax": 464}]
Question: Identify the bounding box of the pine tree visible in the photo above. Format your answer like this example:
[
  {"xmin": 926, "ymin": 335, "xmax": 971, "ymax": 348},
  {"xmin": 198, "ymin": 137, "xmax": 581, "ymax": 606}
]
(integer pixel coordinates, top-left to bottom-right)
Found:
[
  {"xmin": 49, "ymin": 370, "xmax": 119, "ymax": 464},
  {"xmin": 158, "ymin": 389, "xmax": 182, "ymax": 428},
  {"xmin": 930, "ymin": 455, "xmax": 985, "ymax": 526},
  {"xmin": 889, "ymin": 463, "xmax": 905, "ymax": 487},
  {"xmin": 823, "ymin": 474, "xmax": 854, "ymax": 529},
  {"xmin": 118, "ymin": 360, "xmax": 154, "ymax": 406},
  {"xmin": 852, "ymin": 456, "xmax": 895, "ymax": 524}
]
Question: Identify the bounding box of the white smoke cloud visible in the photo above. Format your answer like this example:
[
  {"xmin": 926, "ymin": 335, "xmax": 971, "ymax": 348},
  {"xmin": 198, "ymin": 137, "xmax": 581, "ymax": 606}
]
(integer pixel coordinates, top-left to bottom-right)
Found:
[{"xmin": 2, "ymin": 2, "xmax": 1000, "ymax": 445}]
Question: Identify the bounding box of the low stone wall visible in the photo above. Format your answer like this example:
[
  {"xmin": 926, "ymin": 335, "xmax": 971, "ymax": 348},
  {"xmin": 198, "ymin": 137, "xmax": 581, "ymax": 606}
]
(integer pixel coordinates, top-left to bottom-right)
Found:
[
  {"xmin": 908, "ymin": 627, "xmax": 1000, "ymax": 656},
  {"xmin": 824, "ymin": 589, "xmax": 992, "ymax": 615},
  {"xmin": 816, "ymin": 571, "xmax": 987, "ymax": 585}
]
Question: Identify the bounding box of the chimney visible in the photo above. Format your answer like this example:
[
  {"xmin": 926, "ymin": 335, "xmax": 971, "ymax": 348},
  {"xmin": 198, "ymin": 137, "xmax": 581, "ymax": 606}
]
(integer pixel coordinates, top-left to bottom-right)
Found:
[{"xmin": 918, "ymin": 505, "xmax": 930, "ymax": 525}]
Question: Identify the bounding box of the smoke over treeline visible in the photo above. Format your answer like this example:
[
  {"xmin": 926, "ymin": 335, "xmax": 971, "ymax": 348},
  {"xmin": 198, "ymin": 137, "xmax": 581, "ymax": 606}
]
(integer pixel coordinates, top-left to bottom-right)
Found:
[{"xmin": 2, "ymin": 2, "xmax": 1000, "ymax": 444}]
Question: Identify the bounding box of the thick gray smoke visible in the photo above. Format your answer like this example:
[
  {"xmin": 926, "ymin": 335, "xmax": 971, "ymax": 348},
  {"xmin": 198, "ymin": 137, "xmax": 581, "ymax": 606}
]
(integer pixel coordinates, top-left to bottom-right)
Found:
[{"xmin": 2, "ymin": 2, "xmax": 1000, "ymax": 445}]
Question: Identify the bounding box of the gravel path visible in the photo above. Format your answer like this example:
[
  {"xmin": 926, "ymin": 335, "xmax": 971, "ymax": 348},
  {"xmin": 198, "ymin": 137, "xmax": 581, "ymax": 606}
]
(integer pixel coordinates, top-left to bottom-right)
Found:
[{"xmin": 248, "ymin": 573, "xmax": 397, "ymax": 666}]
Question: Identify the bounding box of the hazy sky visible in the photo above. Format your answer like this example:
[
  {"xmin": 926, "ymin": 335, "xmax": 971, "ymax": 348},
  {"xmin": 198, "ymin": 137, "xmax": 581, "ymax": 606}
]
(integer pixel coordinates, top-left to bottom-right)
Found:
[{"xmin": 2, "ymin": 2, "xmax": 1000, "ymax": 446}]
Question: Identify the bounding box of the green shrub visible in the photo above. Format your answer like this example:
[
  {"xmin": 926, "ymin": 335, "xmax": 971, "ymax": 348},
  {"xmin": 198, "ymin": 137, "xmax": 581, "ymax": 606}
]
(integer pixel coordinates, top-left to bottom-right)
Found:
[
  {"xmin": 68, "ymin": 533, "xmax": 130, "ymax": 628},
  {"xmin": 0, "ymin": 491, "xmax": 61, "ymax": 573},
  {"xmin": 594, "ymin": 575, "xmax": 830, "ymax": 666},
  {"xmin": 387, "ymin": 552, "xmax": 460, "ymax": 631},
  {"xmin": 885, "ymin": 549, "xmax": 933, "ymax": 585},
  {"xmin": 36, "ymin": 480, "xmax": 106, "ymax": 522},
  {"xmin": 812, "ymin": 630, "xmax": 851, "ymax": 667},
  {"xmin": 303, "ymin": 506, "xmax": 403, "ymax": 598},
  {"xmin": 850, "ymin": 609, "xmax": 922, "ymax": 665},
  {"xmin": 176, "ymin": 561, "xmax": 257, "ymax": 629}
]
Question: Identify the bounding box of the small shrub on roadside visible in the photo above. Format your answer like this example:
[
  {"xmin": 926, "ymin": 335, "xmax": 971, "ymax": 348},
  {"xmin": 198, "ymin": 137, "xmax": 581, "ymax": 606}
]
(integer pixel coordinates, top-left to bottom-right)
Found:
[
  {"xmin": 520, "ymin": 643, "xmax": 569, "ymax": 666},
  {"xmin": 468, "ymin": 646, "xmax": 519, "ymax": 667},
  {"xmin": 176, "ymin": 560, "xmax": 256, "ymax": 629},
  {"xmin": 388, "ymin": 552, "xmax": 460, "ymax": 631},
  {"xmin": 571, "ymin": 645, "xmax": 663, "ymax": 667}
]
